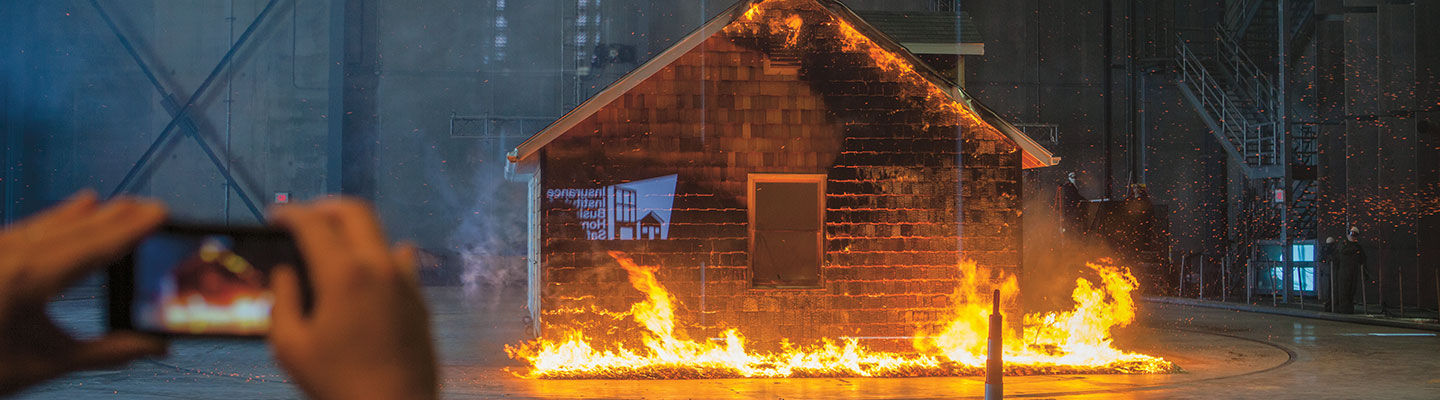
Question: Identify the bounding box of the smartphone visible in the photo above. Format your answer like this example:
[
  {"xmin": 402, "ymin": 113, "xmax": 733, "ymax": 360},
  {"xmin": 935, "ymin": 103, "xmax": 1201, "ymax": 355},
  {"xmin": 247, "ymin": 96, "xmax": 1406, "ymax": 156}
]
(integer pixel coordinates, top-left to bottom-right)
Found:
[{"xmin": 108, "ymin": 224, "xmax": 310, "ymax": 337}]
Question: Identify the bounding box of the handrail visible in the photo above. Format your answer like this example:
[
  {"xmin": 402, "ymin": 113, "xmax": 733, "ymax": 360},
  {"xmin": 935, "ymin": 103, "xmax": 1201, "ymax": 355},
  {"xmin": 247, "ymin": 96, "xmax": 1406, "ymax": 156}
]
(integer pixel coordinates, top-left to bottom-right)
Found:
[
  {"xmin": 1175, "ymin": 31, "xmax": 1280, "ymax": 167},
  {"xmin": 1223, "ymin": 0, "xmax": 1250, "ymax": 35},
  {"xmin": 1290, "ymin": 0, "xmax": 1315, "ymax": 39},
  {"xmin": 1215, "ymin": 25, "xmax": 1279, "ymax": 125}
]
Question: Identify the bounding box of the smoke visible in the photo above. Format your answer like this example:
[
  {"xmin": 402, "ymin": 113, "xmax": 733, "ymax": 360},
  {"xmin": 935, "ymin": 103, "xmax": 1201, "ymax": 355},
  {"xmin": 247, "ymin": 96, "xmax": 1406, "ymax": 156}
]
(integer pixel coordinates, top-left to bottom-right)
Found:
[
  {"xmin": 423, "ymin": 144, "xmax": 528, "ymax": 304},
  {"xmin": 1019, "ymin": 177, "xmax": 1126, "ymax": 315}
]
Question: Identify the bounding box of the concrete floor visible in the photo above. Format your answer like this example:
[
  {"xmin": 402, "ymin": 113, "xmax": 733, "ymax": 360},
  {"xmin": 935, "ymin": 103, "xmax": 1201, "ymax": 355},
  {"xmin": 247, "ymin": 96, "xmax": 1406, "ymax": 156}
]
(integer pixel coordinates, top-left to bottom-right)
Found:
[{"xmin": 16, "ymin": 287, "xmax": 1440, "ymax": 399}]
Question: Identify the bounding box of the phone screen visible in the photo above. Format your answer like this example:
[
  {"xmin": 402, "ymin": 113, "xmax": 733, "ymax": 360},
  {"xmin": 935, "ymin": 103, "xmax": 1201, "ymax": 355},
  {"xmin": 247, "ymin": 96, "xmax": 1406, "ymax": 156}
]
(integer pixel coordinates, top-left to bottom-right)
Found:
[{"xmin": 121, "ymin": 227, "xmax": 303, "ymax": 336}]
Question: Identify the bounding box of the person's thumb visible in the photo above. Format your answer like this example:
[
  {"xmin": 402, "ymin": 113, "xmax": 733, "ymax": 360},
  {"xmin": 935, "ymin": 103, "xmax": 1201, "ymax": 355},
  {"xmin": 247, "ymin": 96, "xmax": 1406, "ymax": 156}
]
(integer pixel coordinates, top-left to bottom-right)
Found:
[{"xmin": 65, "ymin": 331, "xmax": 165, "ymax": 371}]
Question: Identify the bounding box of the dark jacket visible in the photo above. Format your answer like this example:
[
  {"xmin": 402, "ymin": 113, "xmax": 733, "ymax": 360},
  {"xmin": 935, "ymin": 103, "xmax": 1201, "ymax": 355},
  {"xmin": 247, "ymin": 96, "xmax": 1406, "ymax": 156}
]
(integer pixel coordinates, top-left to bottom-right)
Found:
[{"xmin": 1334, "ymin": 239, "xmax": 1365, "ymax": 267}]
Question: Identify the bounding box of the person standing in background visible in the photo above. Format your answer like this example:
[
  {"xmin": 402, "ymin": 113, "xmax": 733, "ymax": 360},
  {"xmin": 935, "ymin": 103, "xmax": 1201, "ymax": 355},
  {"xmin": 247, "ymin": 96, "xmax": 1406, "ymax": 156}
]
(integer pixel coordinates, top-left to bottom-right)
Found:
[{"xmin": 1331, "ymin": 227, "xmax": 1368, "ymax": 314}]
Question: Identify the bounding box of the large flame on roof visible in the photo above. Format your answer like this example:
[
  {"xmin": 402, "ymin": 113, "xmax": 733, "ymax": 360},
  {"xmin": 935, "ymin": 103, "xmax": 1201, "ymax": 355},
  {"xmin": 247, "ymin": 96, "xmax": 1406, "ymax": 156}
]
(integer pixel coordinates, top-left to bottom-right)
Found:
[{"xmin": 505, "ymin": 252, "xmax": 1175, "ymax": 379}]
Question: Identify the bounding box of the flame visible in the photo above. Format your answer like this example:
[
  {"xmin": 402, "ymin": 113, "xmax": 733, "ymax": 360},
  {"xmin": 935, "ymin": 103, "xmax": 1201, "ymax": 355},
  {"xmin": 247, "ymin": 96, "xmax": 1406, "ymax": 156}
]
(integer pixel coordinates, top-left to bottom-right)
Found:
[
  {"xmin": 506, "ymin": 253, "xmax": 1177, "ymax": 379},
  {"xmin": 916, "ymin": 260, "xmax": 1174, "ymax": 374},
  {"xmin": 160, "ymin": 293, "xmax": 273, "ymax": 334}
]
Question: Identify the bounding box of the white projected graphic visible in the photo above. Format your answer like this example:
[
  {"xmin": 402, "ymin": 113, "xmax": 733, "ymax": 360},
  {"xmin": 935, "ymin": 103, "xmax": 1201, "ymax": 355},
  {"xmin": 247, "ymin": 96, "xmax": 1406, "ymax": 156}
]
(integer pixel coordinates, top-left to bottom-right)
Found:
[{"xmin": 547, "ymin": 174, "xmax": 677, "ymax": 240}]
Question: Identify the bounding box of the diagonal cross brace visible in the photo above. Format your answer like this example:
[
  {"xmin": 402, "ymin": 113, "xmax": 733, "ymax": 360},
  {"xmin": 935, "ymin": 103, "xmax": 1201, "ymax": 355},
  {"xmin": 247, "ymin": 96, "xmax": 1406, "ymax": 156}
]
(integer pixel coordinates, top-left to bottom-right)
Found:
[{"xmin": 92, "ymin": 0, "xmax": 283, "ymax": 223}]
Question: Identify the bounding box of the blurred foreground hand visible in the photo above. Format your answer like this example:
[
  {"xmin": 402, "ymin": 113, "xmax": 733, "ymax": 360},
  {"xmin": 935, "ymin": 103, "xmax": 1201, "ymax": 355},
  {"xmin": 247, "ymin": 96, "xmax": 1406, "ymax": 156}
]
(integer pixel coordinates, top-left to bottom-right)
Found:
[
  {"xmin": 268, "ymin": 199, "xmax": 438, "ymax": 400},
  {"xmin": 0, "ymin": 191, "xmax": 167, "ymax": 396}
]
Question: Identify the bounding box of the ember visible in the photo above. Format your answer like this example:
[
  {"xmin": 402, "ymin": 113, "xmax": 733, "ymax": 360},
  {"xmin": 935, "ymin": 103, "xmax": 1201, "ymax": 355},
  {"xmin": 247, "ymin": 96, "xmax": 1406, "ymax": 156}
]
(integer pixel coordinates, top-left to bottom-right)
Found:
[{"xmin": 505, "ymin": 252, "xmax": 1178, "ymax": 379}]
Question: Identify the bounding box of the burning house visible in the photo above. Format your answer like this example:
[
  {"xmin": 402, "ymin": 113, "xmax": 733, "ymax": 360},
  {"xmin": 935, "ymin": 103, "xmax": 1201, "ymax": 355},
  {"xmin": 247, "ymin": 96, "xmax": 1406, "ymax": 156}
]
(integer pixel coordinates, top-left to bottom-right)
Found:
[{"xmin": 506, "ymin": 0, "xmax": 1058, "ymax": 350}]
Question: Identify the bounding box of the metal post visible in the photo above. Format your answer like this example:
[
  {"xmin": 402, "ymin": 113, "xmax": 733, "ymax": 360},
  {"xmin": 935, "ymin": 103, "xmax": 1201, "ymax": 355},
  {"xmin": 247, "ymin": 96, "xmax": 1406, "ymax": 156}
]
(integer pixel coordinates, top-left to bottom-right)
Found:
[
  {"xmin": 1139, "ymin": 70, "xmax": 1149, "ymax": 184},
  {"xmin": 1329, "ymin": 251, "xmax": 1336, "ymax": 312},
  {"xmin": 1246, "ymin": 255, "xmax": 1253, "ymax": 304},
  {"xmin": 1278, "ymin": 0, "xmax": 1293, "ymax": 305},
  {"xmin": 1198, "ymin": 254, "xmax": 1205, "ymax": 299},
  {"xmin": 1360, "ymin": 269, "xmax": 1368, "ymax": 315},
  {"xmin": 1102, "ymin": 0, "xmax": 1114, "ymax": 198},
  {"xmin": 1125, "ymin": 0, "xmax": 1137, "ymax": 185},
  {"xmin": 1223, "ymin": 251, "xmax": 1230, "ymax": 302},
  {"xmin": 986, "ymin": 289, "xmax": 1003, "ymax": 400}
]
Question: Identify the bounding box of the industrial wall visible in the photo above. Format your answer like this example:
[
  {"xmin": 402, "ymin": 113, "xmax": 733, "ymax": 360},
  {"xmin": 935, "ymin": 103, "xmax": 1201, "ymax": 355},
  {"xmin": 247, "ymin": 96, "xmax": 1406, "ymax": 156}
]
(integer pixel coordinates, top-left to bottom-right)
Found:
[
  {"xmin": 1314, "ymin": 0, "xmax": 1440, "ymax": 312},
  {"xmin": 534, "ymin": 0, "xmax": 1023, "ymax": 349},
  {"xmin": 0, "ymin": 0, "xmax": 332, "ymax": 225}
]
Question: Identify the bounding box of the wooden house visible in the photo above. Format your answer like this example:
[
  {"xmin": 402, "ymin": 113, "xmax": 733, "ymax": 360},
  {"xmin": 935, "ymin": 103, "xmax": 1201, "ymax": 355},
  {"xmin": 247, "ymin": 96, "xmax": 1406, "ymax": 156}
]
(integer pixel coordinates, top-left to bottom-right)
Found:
[{"xmin": 506, "ymin": 0, "xmax": 1057, "ymax": 348}]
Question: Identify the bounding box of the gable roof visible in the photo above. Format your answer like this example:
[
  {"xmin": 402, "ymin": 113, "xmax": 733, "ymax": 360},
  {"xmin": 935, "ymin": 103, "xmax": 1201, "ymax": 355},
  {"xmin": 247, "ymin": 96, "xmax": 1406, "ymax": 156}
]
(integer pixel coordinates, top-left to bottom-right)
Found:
[{"xmin": 508, "ymin": 0, "xmax": 1058, "ymax": 169}]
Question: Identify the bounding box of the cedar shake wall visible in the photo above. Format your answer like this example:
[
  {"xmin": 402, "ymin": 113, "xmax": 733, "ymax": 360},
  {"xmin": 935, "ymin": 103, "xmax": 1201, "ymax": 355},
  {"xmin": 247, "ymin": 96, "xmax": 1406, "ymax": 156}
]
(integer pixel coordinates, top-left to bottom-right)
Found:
[{"xmin": 537, "ymin": 1, "xmax": 1021, "ymax": 351}]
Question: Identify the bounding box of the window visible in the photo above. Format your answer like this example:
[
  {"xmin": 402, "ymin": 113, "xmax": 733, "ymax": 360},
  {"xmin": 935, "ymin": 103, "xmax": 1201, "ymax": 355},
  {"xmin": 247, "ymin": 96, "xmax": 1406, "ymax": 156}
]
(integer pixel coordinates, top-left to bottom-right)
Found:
[
  {"xmin": 748, "ymin": 174, "xmax": 825, "ymax": 288},
  {"xmin": 490, "ymin": 0, "xmax": 508, "ymax": 62},
  {"xmin": 1293, "ymin": 267, "xmax": 1315, "ymax": 291},
  {"xmin": 1292, "ymin": 244, "xmax": 1314, "ymax": 262}
]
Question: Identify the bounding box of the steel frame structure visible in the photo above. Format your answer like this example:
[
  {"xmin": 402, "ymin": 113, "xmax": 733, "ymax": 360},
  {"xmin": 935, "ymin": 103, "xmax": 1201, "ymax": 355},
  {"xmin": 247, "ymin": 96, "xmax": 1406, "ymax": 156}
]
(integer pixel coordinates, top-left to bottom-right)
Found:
[{"xmin": 90, "ymin": 0, "xmax": 284, "ymax": 223}]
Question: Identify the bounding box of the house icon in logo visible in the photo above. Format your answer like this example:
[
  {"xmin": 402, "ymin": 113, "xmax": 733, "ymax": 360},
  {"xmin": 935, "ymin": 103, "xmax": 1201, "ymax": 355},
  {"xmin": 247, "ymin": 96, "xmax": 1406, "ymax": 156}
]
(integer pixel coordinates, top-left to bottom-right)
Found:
[{"xmin": 637, "ymin": 212, "xmax": 665, "ymax": 240}]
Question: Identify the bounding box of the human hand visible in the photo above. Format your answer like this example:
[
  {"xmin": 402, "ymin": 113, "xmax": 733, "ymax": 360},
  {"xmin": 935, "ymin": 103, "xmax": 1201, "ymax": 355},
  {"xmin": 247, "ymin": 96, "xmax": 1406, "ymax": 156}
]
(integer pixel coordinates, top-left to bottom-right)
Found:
[
  {"xmin": 268, "ymin": 199, "xmax": 437, "ymax": 400},
  {"xmin": 0, "ymin": 191, "xmax": 167, "ymax": 396}
]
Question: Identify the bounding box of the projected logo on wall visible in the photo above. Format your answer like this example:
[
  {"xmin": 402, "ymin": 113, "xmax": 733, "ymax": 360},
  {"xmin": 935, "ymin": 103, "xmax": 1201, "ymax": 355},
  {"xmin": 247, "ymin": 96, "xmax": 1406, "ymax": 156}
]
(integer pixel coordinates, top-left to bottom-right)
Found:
[{"xmin": 547, "ymin": 174, "xmax": 677, "ymax": 241}]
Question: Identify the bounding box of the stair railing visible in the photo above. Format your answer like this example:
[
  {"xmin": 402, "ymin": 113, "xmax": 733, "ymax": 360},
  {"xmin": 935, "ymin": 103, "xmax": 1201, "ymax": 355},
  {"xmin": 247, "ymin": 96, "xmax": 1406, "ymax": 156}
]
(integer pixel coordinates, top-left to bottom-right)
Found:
[
  {"xmin": 1216, "ymin": 25, "xmax": 1279, "ymax": 121},
  {"xmin": 1224, "ymin": 0, "xmax": 1266, "ymax": 39},
  {"xmin": 1176, "ymin": 34, "xmax": 1279, "ymax": 168}
]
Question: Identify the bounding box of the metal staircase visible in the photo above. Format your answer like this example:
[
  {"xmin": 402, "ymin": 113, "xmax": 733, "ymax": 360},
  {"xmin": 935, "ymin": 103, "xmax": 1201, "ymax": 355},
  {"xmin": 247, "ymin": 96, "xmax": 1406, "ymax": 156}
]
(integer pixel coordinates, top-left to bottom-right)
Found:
[
  {"xmin": 1290, "ymin": 124, "xmax": 1319, "ymax": 240},
  {"xmin": 1175, "ymin": 0, "xmax": 1318, "ymax": 300},
  {"xmin": 1175, "ymin": 25, "xmax": 1282, "ymax": 179}
]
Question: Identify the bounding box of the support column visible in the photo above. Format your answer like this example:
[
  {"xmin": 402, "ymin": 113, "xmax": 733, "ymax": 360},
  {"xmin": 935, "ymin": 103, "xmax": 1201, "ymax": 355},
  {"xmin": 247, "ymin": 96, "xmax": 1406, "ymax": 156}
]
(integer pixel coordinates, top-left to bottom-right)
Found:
[
  {"xmin": 1279, "ymin": 0, "xmax": 1293, "ymax": 303},
  {"xmin": 328, "ymin": 0, "xmax": 379, "ymax": 198}
]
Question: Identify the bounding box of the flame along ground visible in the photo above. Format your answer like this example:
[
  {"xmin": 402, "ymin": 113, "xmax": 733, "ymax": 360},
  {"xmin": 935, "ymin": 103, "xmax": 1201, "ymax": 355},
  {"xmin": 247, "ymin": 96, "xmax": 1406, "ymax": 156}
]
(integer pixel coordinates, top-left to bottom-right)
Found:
[{"xmin": 505, "ymin": 251, "xmax": 1178, "ymax": 379}]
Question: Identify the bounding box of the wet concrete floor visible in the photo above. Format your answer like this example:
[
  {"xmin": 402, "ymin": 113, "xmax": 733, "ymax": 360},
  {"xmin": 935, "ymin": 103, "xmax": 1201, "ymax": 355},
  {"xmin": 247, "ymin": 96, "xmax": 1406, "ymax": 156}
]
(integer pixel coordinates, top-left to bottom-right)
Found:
[{"xmin": 15, "ymin": 287, "xmax": 1440, "ymax": 399}]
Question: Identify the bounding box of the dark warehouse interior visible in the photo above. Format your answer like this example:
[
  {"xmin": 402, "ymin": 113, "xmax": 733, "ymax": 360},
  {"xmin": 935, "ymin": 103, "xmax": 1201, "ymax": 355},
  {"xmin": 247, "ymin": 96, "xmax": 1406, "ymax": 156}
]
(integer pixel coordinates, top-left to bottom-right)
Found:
[{"xmin": 0, "ymin": 0, "xmax": 1437, "ymax": 398}]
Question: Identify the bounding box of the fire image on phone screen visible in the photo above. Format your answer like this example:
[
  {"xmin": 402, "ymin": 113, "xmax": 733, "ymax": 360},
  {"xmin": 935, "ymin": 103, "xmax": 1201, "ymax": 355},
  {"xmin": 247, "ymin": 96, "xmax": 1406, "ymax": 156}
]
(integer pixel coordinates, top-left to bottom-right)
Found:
[{"xmin": 131, "ymin": 232, "xmax": 290, "ymax": 335}]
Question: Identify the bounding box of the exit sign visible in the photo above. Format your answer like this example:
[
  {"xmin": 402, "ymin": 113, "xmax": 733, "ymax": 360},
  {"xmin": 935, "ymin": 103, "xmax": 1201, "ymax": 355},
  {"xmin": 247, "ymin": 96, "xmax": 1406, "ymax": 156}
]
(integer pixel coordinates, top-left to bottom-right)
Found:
[{"xmin": 274, "ymin": 192, "xmax": 291, "ymax": 204}]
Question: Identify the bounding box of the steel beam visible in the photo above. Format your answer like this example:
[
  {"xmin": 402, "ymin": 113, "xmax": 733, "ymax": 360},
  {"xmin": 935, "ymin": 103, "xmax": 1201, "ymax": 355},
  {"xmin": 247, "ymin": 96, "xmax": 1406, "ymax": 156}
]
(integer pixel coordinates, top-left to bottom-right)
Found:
[{"xmin": 95, "ymin": 0, "xmax": 282, "ymax": 222}]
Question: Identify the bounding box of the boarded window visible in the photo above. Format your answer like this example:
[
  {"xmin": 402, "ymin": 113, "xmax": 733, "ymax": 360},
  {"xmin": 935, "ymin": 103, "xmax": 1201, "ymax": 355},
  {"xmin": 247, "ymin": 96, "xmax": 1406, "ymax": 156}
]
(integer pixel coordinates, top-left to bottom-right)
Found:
[{"xmin": 748, "ymin": 174, "xmax": 825, "ymax": 288}]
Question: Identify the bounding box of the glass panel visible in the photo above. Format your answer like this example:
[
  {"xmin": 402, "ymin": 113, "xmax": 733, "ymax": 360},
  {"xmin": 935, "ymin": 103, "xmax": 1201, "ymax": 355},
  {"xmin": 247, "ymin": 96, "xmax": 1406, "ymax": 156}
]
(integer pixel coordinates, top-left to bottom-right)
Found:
[
  {"xmin": 752, "ymin": 231, "xmax": 820, "ymax": 287},
  {"xmin": 1292, "ymin": 244, "xmax": 1314, "ymax": 262}
]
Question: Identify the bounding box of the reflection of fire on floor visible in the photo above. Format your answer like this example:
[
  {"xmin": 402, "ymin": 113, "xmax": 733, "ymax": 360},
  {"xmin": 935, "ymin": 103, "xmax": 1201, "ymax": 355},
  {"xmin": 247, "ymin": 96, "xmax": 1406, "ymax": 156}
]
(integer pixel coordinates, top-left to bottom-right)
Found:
[{"xmin": 506, "ymin": 252, "xmax": 1178, "ymax": 379}]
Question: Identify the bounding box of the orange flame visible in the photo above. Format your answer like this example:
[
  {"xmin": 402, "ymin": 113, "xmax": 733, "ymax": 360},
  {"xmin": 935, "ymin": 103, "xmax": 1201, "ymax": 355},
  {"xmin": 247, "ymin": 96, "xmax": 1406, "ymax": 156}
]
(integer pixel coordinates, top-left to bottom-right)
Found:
[
  {"xmin": 506, "ymin": 253, "xmax": 1176, "ymax": 379},
  {"xmin": 915, "ymin": 260, "xmax": 1173, "ymax": 374}
]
